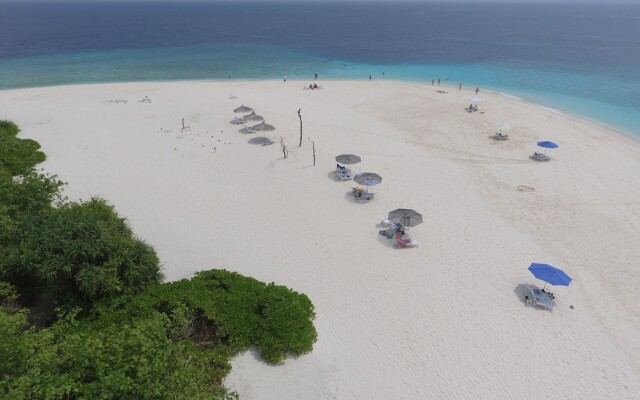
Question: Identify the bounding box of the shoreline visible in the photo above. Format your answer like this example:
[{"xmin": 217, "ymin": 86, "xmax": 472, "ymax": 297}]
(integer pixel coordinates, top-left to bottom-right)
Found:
[
  {"xmin": 1, "ymin": 80, "xmax": 639, "ymax": 399},
  {"xmin": 2, "ymin": 78, "xmax": 638, "ymax": 144}
]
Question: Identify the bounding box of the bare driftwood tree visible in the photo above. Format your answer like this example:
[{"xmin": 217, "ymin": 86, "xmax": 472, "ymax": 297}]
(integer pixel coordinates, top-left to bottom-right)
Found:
[
  {"xmin": 307, "ymin": 137, "xmax": 316, "ymax": 166},
  {"xmin": 279, "ymin": 136, "xmax": 288, "ymax": 159},
  {"xmin": 297, "ymin": 108, "xmax": 303, "ymax": 147}
]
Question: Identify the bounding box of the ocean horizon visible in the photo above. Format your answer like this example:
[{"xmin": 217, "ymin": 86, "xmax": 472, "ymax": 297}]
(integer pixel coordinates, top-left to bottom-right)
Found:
[{"xmin": 1, "ymin": 2, "xmax": 639, "ymax": 135}]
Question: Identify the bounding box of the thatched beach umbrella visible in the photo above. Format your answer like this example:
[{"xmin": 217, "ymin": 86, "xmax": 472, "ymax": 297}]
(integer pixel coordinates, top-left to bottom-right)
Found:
[
  {"xmin": 388, "ymin": 209, "xmax": 423, "ymax": 228},
  {"xmin": 335, "ymin": 154, "xmax": 361, "ymax": 165},
  {"xmin": 234, "ymin": 105, "xmax": 253, "ymax": 114},
  {"xmin": 252, "ymin": 121, "xmax": 275, "ymax": 132},
  {"xmin": 243, "ymin": 111, "xmax": 264, "ymax": 122}
]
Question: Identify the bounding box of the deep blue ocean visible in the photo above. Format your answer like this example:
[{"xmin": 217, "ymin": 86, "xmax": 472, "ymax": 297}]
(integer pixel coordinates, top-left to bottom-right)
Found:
[{"xmin": 1, "ymin": 2, "xmax": 639, "ymax": 135}]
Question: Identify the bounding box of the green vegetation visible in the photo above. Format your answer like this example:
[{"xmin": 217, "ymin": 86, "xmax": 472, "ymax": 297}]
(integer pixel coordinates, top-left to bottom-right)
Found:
[
  {"xmin": 0, "ymin": 120, "xmax": 46, "ymax": 176},
  {"xmin": 0, "ymin": 121, "xmax": 317, "ymax": 399}
]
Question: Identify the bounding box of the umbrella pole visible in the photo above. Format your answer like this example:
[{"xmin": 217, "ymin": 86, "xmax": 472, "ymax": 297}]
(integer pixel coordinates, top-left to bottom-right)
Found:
[{"xmin": 542, "ymin": 282, "xmax": 547, "ymax": 290}]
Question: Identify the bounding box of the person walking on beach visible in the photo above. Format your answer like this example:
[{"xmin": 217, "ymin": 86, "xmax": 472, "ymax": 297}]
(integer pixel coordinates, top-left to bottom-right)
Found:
[
  {"xmin": 432, "ymin": 79, "xmax": 434, "ymax": 86},
  {"xmin": 369, "ymin": 75, "xmax": 372, "ymax": 80},
  {"xmin": 475, "ymin": 86, "xmax": 479, "ymax": 95},
  {"xmin": 284, "ymin": 75, "xmax": 287, "ymax": 82},
  {"xmin": 459, "ymin": 82, "xmax": 462, "ymax": 90},
  {"xmin": 314, "ymin": 73, "xmax": 317, "ymax": 80},
  {"xmin": 438, "ymin": 78, "xmax": 440, "ymax": 85}
]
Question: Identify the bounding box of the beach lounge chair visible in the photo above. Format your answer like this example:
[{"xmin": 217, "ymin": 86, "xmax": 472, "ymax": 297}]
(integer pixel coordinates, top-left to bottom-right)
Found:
[
  {"xmin": 352, "ymin": 187, "xmax": 374, "ymax": 201},
  {"xmin": 336, "ymin": 164, "xmax": 351, "ymax": 173},
  {"xmin": 395, "ymin": 234, "xmax": 419, "ymax": 249},
  {"xmin": 523, "ymin": 284, "xmax": 555, "ymax": 311},
  {"xmin": 231, "ymin": 116, "xmax": 245, "ymax": 125},
  {"xmin": 532, "ymin": 152, "xmax": 551, "ymax": 161},
  {"xmin": 336, "ymin": 170, "xmax": 353, "ymax": 181},
  {"xmin": 495, "ymin": 132, "xmax": 509, "ymax": 140}
]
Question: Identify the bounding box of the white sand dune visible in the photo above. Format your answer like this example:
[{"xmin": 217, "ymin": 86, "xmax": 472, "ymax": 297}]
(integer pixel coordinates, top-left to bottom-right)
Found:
[{"xmin": 1, "ymin": 80, "xmax": 639, "ymax": 399}]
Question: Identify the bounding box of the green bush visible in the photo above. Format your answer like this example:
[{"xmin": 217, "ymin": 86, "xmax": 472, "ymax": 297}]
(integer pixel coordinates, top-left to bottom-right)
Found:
[
  {"xmin": 0, "ymin": 120, "xmax": 46, "ymax": 176},
  {"xmin": 93, "ymin": 269, "xmax": 317, "ymax": 364},
  {"xmin": 0, "ymin": 270, "xmax": 317, "ymax": 399},
  {"xmin": 0, "ymin": 197, "xmax": 162, "ymax": 306}
]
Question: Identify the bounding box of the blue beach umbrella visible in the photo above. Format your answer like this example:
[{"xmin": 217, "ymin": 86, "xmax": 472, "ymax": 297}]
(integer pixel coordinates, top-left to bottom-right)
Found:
[
  {"xmin": 537, "ymin": 141, "xmax": 559, "ymax": 156},
  {"xmin": 528, "ymin": 263, "xmax": 572, "ymax": 290},
  {"xmin": 537, "ymin": 141, "xmax": 559, "ymax": 149}
]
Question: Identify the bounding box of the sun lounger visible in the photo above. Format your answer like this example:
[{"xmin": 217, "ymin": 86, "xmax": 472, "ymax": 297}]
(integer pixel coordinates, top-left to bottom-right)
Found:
[
  {"xmin": 532, "ymin": 152, "xmax": 551, "ymax": 161},
  {"xmin": 336, "ymin": 164, "xmax": 351, "ymax": 173},
  {"xmin": 231, "ymin": 116, "xmax": 246, "ymax": 125},
  {"xmin": 495, "ymin": 132, "xmax": 509, "ymax": 140},
  {"xmin": 336, "ymin": 170, "xmax": 353, "ymax": 181},
  {"xmin": 352, "ymin": 187, "xmax": 374, "ymax": 201},
  {"xmin": 395, "ymin": 234, "xmax": 419, "ymax": 248},
  {"xmin": 523, "ymin": 284, "xmax": 555, "ymax": 311}
]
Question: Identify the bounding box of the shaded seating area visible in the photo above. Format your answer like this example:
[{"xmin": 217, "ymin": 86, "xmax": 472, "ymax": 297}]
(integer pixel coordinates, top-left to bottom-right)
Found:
[
  {"xmin": 532, "ymin": 152, "xmax": 551, "ymax": 161},
  {"xmin": 378, "ymin": 209, "xmax": 422, "ymax": 249},
  {"xmin": 466, "ymin": 104, "xmax": 479, "ymax": 113},
  {"xmin": 337, "ymin": 169, "xmax": 353, "ymax": 181},
  {"xmin": 352, "ymin": 187, "xmax": 374, "ymax": 201},
  {"xmin": 523, "ymin": 284, "xmax": 556, "ymax": 311},
  {"xmin": 495, "ymin": 123, "xmax": 510, "ymax": 140},
  {"xmin": 532, "ymin": 141, "xmax": 558, "ymax": 161},
  {"xmin": 395, "ymin": 234, "xmax": 419, "ymax": 248},
  {"xmin": 336, "ymin": 163, "xmax": 350, "ymax": 173}
]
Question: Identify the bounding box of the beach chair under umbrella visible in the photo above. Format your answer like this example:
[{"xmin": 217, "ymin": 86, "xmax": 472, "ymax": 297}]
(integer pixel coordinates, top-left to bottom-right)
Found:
[
  {"xmin": 352, "ymin": 172, "xmax": 382, "ymax": 200},
  {"xmin": 495, "ymin": 123, "xmax": 510, "ymax": 140},
  {"xmin": 533, "ymin": 140, "xmax": 559, "ymax": 161}
]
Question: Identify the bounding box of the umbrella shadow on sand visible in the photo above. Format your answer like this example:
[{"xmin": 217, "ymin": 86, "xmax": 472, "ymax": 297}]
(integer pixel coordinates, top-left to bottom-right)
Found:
[
  {"xmin": 327, "ymin": 171, "xmax": 347, "ymax": 181},
  {"xmin": 248, "ymin": 137, "xmax": 275, "ymax": 146},
  {"xmin": 513, "ymin": 284, "xmax": 552, "ymax": 311},
  {"xmin": 343, "ymin": 190, "xmax": 364, "ymax": 204}
]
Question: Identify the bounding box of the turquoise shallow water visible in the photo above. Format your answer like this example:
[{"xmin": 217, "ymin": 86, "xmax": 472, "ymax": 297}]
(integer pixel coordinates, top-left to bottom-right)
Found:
[
  {"xmin": 1, "ymin": 3, "xmax": 639, "ymax": 136},
  {"xmin": 1, "ymin": 44, "xmax": 638, "ymax": 136}
]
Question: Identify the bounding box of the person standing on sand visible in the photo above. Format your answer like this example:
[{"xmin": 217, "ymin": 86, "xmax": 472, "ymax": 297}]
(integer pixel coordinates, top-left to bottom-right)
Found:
[
  {"xmin": 459, "ymin": 82, "xmax": 462, "ymax": 90},
  {"xmin": 314, "ymin": 73, "xmax": 317, "ymax": 80},
  {"xmin": 369, "ymin": 75, "xmax": 371, "ymax": 80},
  {"xmin": 284, "ymin": 75, "xmax": 287, "ymax": 82},
  {"xmin": 475, "ymin": 86, "xmax": 479, "ymax": 95},
  {"xmin": 438, "ymin": 79, "xmax": 440, "ymax": 85},
  {"xmin": 432, "ymin": 79, "xmax": 434, "ymax": 86}
]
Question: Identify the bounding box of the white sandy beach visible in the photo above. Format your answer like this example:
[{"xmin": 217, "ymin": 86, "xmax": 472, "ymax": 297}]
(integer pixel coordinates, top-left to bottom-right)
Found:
[{"xmin": 1, "ymin": 80, "xmax": 640, "ymax": 399}]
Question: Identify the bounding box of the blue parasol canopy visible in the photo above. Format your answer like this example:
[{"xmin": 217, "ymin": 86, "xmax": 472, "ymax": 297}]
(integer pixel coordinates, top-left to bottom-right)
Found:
[
  {"xmin": 537, "ymin": 141, "xmax": 559, "ymax": 149},
  {"xmin": 528, "ymin": 263, "xmax": 572, "ymax": 288}
]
